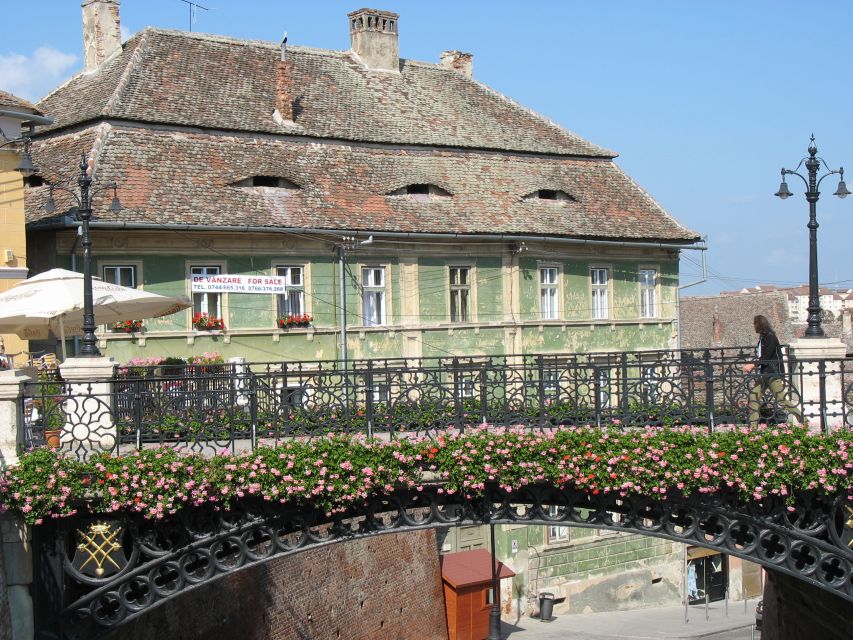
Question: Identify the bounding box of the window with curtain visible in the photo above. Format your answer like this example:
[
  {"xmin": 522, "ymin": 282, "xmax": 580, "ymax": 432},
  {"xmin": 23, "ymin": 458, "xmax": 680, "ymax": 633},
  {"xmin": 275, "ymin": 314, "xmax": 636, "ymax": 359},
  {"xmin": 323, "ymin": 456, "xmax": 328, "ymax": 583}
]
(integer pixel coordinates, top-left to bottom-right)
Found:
[
  {"xmin": 590, "ymin": 267, "xmax": 609, "ymax": 320},
  {"xmin": 191, "ymin": 265, "xmax": 221, "ymax": 317},
  {"xmin": 362, "ymin": 266, "xmax": 386, "ymax": 326},
  {"xmin": 449, "ymin": 266, "xmax": 470, "ymax": 322},
  {"xmin": 276, "ymin": 265, "xmax": 305, "ymax": 317},
  {"xmin": 640, "ymin": 268, "xmax": 657, "ymax": 319},
  {"xmin": 540, "ymin": 267, "xmax": 559, "ymax": 319}
]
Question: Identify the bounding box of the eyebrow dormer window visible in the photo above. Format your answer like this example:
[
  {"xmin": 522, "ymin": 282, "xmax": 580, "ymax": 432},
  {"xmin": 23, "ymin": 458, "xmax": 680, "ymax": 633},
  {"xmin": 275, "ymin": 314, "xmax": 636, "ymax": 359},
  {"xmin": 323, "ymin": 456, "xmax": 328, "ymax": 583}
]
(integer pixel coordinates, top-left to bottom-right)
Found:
[
  {"xmin": 232, "ymin": 176, "xmax": 300, "ymax": 189},
  {"xmin": 387, "ymin": 184, "xmax": 452, "ymax": 201},
  {"xmin": 524, "ymin": 189, "xmax": 575, "ymax": 202}
]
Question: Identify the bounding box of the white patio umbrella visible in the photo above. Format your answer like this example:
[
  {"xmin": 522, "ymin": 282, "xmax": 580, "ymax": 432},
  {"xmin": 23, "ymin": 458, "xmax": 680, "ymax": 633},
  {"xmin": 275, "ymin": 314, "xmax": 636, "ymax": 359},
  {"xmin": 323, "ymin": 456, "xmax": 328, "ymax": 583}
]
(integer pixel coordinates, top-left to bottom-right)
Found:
[{"xmin": 0, "ymin": 268, "xmax": 191, "ymax": 359}]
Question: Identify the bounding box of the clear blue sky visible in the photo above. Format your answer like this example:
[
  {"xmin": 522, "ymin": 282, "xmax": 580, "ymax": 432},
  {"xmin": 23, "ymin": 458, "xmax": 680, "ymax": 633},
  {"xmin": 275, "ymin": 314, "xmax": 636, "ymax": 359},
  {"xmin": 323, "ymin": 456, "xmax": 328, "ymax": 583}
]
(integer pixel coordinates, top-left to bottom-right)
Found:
[{"xmin": 2, "ymin": 0, "xmax": 851, "ymax": 296}]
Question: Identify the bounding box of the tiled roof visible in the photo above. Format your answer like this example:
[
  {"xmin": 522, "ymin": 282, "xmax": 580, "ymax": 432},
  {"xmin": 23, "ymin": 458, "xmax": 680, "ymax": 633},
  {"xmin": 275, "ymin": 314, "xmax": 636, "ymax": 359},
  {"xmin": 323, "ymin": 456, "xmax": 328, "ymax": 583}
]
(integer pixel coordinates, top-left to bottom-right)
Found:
[
  {"xmin": 681, "ymin": 291, "xmax": 853, "ymax": 353},
  {"xmin": 25, "ymin": 125, "xmax": 699, "ymax": 241},
  {"xmin": 0, "ymin": 90, "xmax": 42, "ymax": 115},
  {"xmin": 38, "ymin": 29, "xmax": 612, "ymax": 158},
  {"xmin": 681, "ymin": 291, "xmax": 796, "ymax": 349}
]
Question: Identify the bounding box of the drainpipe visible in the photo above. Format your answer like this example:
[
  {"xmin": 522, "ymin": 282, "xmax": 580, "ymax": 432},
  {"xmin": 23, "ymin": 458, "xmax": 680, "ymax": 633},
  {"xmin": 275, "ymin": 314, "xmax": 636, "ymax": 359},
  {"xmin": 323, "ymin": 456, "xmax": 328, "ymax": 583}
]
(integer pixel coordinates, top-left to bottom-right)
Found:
[
  {"xmin": 676, "ymin": 236, "xmax": 708, "ymax": 350},
  {"xmin": 337, "ymin": 243, "xmax": 348, "ymax": 369},
  {"xmin": 69, "ymin": 226, "xmax": 83, "ymax": 356}
]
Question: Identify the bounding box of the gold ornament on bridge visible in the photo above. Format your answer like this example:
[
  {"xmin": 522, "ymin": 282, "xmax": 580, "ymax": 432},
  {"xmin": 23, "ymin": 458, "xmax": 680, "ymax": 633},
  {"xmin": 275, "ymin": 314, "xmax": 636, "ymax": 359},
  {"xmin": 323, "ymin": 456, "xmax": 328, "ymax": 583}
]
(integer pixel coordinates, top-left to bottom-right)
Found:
[
  {"xmin": 73, "ymin": 521, "xmax": 126, "ymax": 578},
  {"xmin": 846, "ymin": 506, "xmax": 853, "ymax": 549}
]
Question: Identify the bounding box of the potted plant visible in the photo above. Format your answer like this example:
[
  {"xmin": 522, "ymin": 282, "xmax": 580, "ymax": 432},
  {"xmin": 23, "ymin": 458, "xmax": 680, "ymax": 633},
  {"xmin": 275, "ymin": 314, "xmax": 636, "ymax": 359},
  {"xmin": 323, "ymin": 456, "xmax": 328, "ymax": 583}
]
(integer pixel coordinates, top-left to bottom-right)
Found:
[
  {"xmin": 160, "ymin": 356, "xmax": 187, "ymax": 377},
  {"xmin": 34, "ymin": 369, "xmax": 65, "ymax": 448},
  {"xmin": 192, "ymin": 313, "xmax": 225, "ymax": 331},
  {"xmin": 110, "ymin": 319, "xmax": 143, "ymax": 333},
  {"xmin": 277, "ymin": 313, "xmax": 313, "ymax": 329}
]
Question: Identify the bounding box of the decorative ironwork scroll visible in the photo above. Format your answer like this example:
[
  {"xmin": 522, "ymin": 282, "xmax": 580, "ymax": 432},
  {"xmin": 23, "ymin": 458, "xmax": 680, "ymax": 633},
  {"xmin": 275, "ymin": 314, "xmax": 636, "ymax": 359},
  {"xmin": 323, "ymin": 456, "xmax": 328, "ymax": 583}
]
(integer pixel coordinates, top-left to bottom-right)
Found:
[{"xmin": 39, "ymin": 485, "xmax": 853, "ymax": 638}]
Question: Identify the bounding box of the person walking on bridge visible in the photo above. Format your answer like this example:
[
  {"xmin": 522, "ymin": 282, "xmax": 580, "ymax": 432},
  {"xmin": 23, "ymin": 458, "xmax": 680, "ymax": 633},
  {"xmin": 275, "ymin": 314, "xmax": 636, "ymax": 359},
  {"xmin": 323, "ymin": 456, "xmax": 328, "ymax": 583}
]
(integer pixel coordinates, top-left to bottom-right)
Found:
[{"xmin": 742, "ymin": 315, "xmax": 803, "ymax": 427}]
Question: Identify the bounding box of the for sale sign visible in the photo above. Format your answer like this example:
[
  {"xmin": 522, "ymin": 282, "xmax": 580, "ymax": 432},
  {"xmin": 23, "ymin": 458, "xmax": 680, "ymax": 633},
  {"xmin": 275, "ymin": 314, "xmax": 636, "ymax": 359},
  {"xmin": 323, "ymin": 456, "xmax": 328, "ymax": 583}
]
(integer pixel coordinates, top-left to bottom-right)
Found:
[{"xmin": 190, "ymin": 274, "xmax": 287, "ymax": 294}]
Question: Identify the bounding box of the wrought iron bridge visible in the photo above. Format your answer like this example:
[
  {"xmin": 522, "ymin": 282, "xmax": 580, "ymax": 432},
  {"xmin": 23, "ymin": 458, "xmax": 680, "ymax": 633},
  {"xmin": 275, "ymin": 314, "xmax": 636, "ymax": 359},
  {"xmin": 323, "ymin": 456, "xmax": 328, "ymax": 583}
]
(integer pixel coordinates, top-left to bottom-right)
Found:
[
  {"xmin": 12, "ymin": 347, "xmax": 853, "ymax": 638},
  {"xmin": 22, "ymin": 347, "xmax": 853, "ymax": 458}
]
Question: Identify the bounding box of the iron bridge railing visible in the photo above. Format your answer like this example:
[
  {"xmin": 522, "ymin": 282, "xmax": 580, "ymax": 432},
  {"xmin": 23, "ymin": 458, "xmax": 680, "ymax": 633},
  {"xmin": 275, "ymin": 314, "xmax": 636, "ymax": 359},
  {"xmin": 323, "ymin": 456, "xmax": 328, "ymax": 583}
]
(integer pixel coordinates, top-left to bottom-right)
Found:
[{"xmin": 21, "ymin": 347, "xmax": 853, "ymax": 459}]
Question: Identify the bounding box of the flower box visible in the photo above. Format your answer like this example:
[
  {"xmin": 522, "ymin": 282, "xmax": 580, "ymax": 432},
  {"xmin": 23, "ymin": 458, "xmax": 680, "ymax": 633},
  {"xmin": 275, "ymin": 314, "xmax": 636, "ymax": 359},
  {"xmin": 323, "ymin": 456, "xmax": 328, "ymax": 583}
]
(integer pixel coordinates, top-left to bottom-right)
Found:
[
  {"xmin": 277, "ymin": 314, "xmax": 313, "ymax": 329},
  {"xmin": 111, "ymin": 320, "xmax": 143, "ymax": 333},
  {"xmin": 192, "ymin": 313, "xmax": 225, "ymax": 331}
]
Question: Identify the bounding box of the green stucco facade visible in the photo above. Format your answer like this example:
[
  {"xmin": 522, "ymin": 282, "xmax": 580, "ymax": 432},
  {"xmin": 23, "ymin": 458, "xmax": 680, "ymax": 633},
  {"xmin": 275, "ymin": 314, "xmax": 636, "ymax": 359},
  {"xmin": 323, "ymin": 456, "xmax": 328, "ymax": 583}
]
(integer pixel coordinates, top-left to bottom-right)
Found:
[{"xmin": 30, "ymin": 230, "xmax": 684, "ymax": 364}]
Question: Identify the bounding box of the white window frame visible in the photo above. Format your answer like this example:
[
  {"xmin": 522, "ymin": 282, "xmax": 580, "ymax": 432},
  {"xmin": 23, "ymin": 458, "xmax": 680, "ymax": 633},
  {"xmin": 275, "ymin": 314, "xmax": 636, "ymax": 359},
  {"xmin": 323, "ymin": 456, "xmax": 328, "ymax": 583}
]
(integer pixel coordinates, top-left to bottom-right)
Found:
[
  {"xmin": 361, "ymin": 266, "xmax": 387, "ymax": 327},
  {"xmin": 276, "ymin": 265, "xmax": 306, "ymax": 318},
  {"xmin": 449, "ymin": 265, "xmax": 472, "ymax": 323},
  {"xmin": 639, "ymin": 268, "xmax": 658, "ymax": 319},
  {"xmin": 590, "ymin": 267, "xmax": 610, "ymax": 320},
  {"xmin": 547, "ymin": 505, "xmax": 570, "ymax": 543},
  {"xmin": 539, "ymin": 265, "xmax": 560, "ymax": 320},
  {"xmin": 189, "ymin": 263, "xmax": 224, "ymax": 320},
  {"xmin": 102, "ymin": 263, "xmax": 138, "ymax": 289}
]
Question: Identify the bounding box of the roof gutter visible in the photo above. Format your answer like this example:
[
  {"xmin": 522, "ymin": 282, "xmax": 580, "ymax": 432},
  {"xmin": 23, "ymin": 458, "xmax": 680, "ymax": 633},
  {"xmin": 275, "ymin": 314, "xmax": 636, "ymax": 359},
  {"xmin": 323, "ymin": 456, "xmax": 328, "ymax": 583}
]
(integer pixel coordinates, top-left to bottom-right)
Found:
[
  {"xmin": 35, "ymin": 218, "xmax": 706, "ymax": 252},
  {"xmin": 0, "ymin": 109, "xmax": 54, "ymax": 126}
]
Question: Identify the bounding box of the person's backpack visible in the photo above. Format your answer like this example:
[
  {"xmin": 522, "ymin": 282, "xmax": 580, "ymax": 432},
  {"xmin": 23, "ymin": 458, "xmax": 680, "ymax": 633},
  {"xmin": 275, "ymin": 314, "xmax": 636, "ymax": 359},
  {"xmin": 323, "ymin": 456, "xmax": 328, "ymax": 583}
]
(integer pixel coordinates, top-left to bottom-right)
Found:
[{"xmin": 772, "ymin": 343, "xmax": 786, "ymax": 376}]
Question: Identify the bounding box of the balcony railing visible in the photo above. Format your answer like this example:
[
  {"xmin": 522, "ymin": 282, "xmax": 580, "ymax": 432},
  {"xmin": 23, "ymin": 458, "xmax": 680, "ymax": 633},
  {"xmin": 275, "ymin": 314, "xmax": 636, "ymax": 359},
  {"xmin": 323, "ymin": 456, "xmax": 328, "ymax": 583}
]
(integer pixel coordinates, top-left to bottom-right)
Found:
[{"xmin": 21, "ymin": 347, "xmax": 853, "ymax": 459}]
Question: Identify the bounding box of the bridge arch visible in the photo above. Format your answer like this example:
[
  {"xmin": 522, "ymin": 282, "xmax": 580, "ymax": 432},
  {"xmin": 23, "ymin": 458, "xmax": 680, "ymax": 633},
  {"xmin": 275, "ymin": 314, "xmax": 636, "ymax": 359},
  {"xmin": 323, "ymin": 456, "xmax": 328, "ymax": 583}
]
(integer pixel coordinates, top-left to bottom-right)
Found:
[{"xmin": 42, "ymin": 484, "xmax": 852, "ymax": 638}]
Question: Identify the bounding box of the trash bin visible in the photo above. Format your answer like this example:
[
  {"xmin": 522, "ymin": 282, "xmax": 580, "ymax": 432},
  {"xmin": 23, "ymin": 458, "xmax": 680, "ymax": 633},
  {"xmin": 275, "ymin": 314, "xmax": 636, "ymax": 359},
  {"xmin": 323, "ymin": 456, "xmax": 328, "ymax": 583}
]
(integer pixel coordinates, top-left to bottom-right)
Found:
[{"xmin": 539, "ymin": 592, "xmax": 555, "ymax": 621}]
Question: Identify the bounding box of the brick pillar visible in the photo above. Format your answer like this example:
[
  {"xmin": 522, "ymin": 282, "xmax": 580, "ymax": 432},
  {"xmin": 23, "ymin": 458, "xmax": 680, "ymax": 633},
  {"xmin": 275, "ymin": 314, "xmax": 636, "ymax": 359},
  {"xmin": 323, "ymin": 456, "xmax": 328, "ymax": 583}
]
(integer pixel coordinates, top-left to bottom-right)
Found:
[{"xmin": 58, "ymin": 356, "xmax": 117, "ymax": 453}]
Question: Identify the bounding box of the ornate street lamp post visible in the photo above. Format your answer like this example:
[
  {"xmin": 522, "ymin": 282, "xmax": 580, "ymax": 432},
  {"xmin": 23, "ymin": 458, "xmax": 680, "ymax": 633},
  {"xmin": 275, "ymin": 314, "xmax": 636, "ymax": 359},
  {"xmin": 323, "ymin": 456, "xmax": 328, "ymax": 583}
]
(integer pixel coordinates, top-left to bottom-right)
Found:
[
  {"xmin": 775, "ymin": 135, "xmax": 849, "ymax": 338},
  {"xmin": 487, "ymin": 522, "xmax": 502, "ymax": 640},
  {"xmin": 45, "ymin": 154, "xmax": 121, "ymax": 357}
]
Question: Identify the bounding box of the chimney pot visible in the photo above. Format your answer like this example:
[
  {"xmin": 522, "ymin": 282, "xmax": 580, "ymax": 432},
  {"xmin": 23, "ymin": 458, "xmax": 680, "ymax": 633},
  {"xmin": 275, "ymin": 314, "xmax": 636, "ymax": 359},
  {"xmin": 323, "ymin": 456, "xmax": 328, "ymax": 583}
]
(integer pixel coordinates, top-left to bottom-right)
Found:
[
  {"xmin": 82, "ymin": 0, "xmax": 122, "ymax": 72},
  {"xmin": 440, "ymin": 50, "xmax": 473, "ymax": 79},
  {"xmin": 348, "ymin": 8, "xmax": 399, "ymax": 71}
]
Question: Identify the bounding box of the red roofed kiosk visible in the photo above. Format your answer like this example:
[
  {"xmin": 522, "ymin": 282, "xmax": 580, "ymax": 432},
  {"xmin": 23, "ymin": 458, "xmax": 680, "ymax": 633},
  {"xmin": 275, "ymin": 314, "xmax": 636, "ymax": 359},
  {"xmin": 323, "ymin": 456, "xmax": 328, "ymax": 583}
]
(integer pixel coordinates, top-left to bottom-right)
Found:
[{"xmin": 440, "ymin": 549, "xmax": 515, "ymax": 640}]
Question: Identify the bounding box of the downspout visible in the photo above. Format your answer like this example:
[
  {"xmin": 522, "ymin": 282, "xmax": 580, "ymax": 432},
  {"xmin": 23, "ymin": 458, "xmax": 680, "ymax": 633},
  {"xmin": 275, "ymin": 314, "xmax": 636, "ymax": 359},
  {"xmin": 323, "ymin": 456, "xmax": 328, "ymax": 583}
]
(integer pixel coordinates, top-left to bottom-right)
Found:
[
  {"xmin": 675, "ymin": 236, "xmax": 708, "ymax": 349},
  {"xmin": 337, "ymin": 243, "xmax": 348, "ymax": 371},
  {"xmin": 69, "ymin": 226, "xmax": 82, "ymax": 356}
]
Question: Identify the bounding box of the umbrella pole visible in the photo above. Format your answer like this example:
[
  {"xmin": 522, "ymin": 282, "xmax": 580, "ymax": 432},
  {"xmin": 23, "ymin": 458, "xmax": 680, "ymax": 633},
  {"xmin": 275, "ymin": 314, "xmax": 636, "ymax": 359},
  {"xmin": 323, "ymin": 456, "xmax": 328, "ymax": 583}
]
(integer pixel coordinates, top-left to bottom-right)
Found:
[{"xmin": 59, "ymin": 316, "xmax": 67, "ymax": 361}]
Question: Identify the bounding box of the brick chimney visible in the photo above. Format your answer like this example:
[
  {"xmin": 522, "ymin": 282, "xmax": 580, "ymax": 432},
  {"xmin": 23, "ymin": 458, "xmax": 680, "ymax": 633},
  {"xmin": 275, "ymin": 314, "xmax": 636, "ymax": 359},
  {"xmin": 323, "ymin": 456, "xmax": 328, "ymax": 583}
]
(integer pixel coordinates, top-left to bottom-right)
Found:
[
  {"xmin": 348, "ymin": 8, "xmax": 399, "ymax": 72},
  {"xmin": 274, "ymin": 37, "xmax": 295, "ymax": 123},
  {"xmin": 440, "ymin": 51, "xmax": 473, "ymax": 79},
  {"xmin": 82, "ymin": 0, "xmax": 122, "ymax": 72}
]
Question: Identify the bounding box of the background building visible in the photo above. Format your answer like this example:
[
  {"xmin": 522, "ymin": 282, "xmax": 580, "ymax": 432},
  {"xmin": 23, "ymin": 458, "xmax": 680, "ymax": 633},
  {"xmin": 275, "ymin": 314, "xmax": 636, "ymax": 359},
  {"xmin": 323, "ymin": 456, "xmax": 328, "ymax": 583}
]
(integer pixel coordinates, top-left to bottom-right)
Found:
[
  {"xmin": 19, "ymin": 1, "xmax": 717, "ymax": 623},
  {"xmin": 0, "ymin": 91, "xmax": 51, "ymax": 364},
  {"xmin": 25, "ymin": 2, "xmax": 701, "ymax": 364}
]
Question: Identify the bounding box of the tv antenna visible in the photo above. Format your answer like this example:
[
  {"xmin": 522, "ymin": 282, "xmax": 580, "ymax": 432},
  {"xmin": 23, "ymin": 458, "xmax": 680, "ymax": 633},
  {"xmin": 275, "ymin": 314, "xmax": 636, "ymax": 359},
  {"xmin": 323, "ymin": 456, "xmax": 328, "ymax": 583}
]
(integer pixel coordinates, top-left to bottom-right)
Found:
[{"xmin": 179, "ymin": 0, "xmax": 209, "ymax": 32}]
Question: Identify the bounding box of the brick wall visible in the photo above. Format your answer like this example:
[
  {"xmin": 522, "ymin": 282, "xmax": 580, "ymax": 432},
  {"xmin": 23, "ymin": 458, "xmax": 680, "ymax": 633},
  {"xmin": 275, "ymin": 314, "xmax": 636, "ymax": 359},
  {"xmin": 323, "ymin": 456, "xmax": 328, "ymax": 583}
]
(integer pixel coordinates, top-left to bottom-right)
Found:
[
  {"xmin": 761, "ymin": 569, "xmax": 853, "ymax": 640},
  {"xmin": 107, "ymin": 530, "xmax": 448, "ymax": 640}
]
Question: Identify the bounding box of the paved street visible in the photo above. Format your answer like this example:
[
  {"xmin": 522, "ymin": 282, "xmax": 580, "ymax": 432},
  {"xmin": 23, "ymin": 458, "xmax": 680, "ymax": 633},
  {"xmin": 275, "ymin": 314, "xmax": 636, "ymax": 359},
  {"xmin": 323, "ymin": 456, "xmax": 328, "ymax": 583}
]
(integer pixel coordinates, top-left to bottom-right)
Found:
[{"xmin": 504, "ymin": 599, "xmax": 761, "ymax": 640}]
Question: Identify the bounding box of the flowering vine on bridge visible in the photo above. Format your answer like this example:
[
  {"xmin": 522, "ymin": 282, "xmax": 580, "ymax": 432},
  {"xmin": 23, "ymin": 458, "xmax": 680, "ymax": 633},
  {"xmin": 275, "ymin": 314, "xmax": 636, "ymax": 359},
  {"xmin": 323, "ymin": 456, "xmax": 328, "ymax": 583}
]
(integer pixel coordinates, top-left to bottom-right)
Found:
[{"xmin": 0, "ymin": 424, "xmax": 850, "ymax": 526}]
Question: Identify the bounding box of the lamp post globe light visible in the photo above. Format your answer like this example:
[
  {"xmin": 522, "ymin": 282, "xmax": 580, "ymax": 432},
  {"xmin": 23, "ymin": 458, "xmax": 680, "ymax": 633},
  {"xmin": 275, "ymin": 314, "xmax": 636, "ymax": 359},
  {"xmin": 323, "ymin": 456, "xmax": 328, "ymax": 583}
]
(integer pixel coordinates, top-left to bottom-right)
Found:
[
  {"xmin": 45, "ymin": 153, "xmax": 121, "ymax": 357},
  {"xmin": 0, "ymin": 134, "xmax": 38, "ymax": 176},
  {"xmin": 775, "ymin": 135, "xmax": 849, "ymax": 338}
]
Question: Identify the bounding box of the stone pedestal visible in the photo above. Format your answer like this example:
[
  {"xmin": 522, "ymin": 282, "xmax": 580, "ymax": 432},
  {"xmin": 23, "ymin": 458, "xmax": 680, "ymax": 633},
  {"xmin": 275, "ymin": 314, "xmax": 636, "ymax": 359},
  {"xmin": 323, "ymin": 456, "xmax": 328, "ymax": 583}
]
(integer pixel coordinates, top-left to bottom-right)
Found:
[
  {"xmin": 57, "ymin": 356, "xmax": 117, "ymax": 453},
  {"xmin": 0, "ymin": 369, "xmax": 31, "ymax": 470},
  {"xmin": 788, "ymin": 337, "xmax": 848, "ymax": 429}
]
